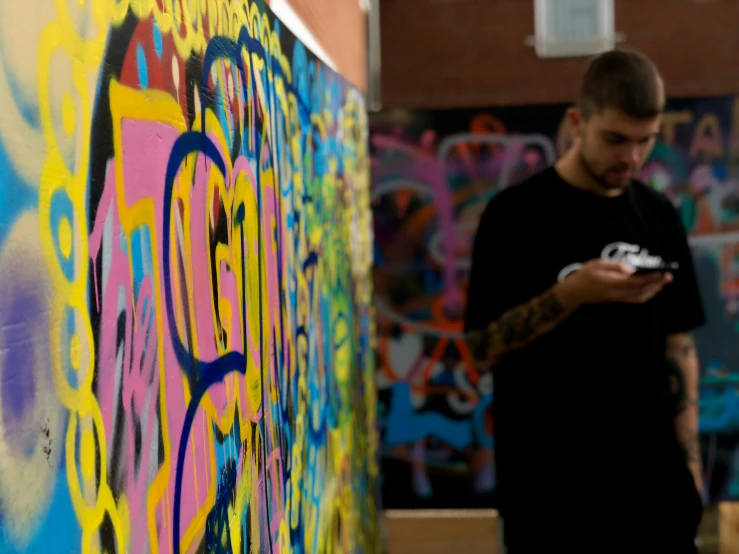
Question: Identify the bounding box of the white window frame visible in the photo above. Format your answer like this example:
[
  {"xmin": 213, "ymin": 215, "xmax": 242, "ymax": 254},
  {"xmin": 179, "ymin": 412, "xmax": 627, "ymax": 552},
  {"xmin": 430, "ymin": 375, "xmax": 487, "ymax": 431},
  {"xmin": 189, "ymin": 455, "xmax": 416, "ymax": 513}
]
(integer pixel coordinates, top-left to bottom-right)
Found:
[{"xmin": 531, "ymin": 0, "xmax": 620, "ymax": 58}]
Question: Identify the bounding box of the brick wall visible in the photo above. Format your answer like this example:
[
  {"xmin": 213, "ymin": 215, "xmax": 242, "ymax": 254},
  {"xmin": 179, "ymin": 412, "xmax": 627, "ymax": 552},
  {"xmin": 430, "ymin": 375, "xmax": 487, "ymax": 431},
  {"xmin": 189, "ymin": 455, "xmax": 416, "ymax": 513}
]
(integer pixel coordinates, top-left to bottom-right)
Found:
[
  {"xmin": 273, "ymin": 0, "xmax": 368, "ymax": 90},
  {"xmin": 380, "ymin": 0, "xmax": 739, "ymax": 109}
]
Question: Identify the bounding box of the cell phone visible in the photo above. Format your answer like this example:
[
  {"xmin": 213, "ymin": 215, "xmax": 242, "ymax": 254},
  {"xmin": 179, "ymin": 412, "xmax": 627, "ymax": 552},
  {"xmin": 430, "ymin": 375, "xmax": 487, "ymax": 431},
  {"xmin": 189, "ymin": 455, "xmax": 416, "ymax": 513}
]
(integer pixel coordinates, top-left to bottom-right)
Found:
[{"xmin": 632, "ymin": 262, "xmax": 680, "ymax": 275}]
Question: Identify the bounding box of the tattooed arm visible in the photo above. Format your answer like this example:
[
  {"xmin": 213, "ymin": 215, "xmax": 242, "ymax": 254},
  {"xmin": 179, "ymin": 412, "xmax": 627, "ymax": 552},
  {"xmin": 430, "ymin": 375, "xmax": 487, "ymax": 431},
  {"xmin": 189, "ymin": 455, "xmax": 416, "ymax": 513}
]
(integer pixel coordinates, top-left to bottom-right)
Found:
[
  {"xmin": 467, "ymin": 257, "xmax": 670, "ymax": 366},
  {"xmin": 467, "ymin": 284, "xmax": 576, "ymax": 366},
  {"xmin": 666, "ymin": 332, "xmax": 703, "ymax": 494}
]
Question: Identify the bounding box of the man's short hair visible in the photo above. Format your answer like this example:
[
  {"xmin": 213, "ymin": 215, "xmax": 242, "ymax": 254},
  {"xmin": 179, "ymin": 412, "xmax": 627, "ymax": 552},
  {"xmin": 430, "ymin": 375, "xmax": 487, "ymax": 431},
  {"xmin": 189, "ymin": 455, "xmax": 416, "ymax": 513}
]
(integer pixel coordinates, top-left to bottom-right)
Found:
[{"xmin": 578, "ymin": 49, "xmax": 665, "ymax": 120}]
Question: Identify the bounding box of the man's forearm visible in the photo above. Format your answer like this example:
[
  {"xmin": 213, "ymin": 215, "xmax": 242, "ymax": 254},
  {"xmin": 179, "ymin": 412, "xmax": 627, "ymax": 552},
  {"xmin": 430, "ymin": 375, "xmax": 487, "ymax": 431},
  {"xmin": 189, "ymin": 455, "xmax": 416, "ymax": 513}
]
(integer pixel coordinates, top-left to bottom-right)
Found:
[
  {"xmin": 667, "ymin": 332, "xmax": 703, "ymax": 493},
  {"xmin": 467, "ymin": 284, "xmax": 576, "ymax": 366}
]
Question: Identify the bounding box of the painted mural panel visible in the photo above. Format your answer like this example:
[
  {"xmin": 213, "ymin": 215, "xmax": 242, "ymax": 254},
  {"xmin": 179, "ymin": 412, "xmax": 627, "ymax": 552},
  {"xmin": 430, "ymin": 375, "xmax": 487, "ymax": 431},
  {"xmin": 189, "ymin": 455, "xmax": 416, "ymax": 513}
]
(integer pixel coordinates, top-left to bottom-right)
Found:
[
  {"xmin": 371, "ymin": 97, "xmax": 739, "ymax": 509},
  {"xmin": 0, "ymin": 1, "xmax": 378, "ymax": 553}
]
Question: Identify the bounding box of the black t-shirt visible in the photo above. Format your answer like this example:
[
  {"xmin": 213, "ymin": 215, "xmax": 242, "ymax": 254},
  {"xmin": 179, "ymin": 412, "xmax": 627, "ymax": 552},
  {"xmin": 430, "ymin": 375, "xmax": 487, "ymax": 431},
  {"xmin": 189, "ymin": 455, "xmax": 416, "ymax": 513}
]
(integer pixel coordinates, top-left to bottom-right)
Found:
[{"xmin": 464, "ymin": 167, "xmax": 706, "ymax": 515}]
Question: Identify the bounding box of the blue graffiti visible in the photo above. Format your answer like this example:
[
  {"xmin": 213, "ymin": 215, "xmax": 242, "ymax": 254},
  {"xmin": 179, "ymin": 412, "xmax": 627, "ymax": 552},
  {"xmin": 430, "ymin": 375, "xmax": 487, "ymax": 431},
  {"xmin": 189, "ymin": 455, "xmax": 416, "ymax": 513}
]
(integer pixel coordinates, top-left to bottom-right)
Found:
[{"xmin": 384, "ymin": 382, "xmax": 473, "ymax": 450}]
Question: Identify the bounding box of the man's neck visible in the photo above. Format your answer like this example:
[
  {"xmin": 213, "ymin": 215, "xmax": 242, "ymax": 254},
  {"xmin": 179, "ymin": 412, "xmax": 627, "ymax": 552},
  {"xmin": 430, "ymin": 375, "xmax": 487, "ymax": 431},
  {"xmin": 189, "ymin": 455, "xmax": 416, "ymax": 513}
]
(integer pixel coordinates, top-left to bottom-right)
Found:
[{"xmin": 554, "ymin": 150, "xmax": 624, "ymax": 198}]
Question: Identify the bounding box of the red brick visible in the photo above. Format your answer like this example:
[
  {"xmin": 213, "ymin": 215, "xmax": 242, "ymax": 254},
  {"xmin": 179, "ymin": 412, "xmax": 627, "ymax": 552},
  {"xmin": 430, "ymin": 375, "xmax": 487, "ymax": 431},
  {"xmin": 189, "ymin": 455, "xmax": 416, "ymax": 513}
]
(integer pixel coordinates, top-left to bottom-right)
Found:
[{"xmin": 380, "ymin": 0, "xmax": 739, "ymax": 108}]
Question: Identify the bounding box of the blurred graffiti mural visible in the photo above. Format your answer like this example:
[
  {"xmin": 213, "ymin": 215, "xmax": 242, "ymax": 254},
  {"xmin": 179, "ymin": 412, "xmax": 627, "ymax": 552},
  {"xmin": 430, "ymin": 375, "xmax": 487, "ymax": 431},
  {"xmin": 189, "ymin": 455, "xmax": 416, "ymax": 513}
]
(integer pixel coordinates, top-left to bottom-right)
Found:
[
  {"xmin": 370, "ymin": 97, "xmax": 739, "ymax": 508},
  {"xmin": 0, "ymin": 1, "xmax": 378, "ymax": 553}
]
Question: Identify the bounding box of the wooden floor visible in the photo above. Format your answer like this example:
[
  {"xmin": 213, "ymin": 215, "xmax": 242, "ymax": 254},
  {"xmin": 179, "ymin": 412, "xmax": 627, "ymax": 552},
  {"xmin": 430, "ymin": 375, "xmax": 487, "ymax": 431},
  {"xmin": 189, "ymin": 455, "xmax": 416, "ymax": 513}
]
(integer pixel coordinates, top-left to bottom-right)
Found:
[{"xmin": 382, "ymin": 504, "xmax": 739, "ymax": 554}]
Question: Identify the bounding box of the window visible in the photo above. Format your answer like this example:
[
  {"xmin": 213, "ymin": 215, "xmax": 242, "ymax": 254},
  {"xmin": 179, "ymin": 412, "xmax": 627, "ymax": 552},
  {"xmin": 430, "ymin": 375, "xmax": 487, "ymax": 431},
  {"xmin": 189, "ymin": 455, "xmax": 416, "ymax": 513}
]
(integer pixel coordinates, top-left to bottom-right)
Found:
[{"xmin": 532, "ymin": 0, "xmax": 618, "ymax": 58}]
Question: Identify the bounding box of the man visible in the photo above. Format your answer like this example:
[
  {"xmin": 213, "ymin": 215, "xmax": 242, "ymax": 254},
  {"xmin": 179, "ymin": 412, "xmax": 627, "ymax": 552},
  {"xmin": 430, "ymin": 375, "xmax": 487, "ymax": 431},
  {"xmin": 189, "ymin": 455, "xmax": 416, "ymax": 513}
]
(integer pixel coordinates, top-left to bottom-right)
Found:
[{"xmin": 464, "ymin": 49, "xmax": 705, "ymax": 553}]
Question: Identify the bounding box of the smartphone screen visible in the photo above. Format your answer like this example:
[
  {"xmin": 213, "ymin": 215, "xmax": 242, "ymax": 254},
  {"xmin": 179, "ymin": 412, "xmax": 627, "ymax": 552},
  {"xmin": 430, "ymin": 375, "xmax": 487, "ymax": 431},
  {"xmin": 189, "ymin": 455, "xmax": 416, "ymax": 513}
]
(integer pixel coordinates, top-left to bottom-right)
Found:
[{"xmin": 632, "ymin": 262, "xmax": 679, "ymax": 275}]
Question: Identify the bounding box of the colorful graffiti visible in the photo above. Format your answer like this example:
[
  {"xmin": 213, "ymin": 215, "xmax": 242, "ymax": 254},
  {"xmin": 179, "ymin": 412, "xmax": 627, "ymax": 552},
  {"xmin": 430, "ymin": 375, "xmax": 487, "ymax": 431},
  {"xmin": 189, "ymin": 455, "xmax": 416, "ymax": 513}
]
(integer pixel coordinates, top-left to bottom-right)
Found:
[
  {"xmin": 0, "ymin": 1, "xmax": 378, "ymax": 553},
  {"xmin": 370, "ymin": 97, "xmax": 739, "ymax": 508}
]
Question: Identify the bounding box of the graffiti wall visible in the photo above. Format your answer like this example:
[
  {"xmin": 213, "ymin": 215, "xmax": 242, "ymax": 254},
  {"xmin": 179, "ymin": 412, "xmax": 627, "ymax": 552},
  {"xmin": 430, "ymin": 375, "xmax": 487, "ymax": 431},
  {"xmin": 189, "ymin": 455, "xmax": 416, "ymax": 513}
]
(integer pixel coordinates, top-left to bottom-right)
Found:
[
  {"xmin": 0, "ymin": 1, "xmax": 378, "ymax": 553},
  {"xmin": 371, "ymin": 97, "xmax": 739, "ymax": 508}
]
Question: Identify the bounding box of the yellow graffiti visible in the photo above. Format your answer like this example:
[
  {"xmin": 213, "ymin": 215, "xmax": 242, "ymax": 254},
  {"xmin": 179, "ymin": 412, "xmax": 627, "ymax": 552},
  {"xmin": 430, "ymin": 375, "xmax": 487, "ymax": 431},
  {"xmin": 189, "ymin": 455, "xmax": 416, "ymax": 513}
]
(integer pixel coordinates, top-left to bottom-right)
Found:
[{"xmin": 28, "ymin": 0, "xmax": 377, "ymax": 553}]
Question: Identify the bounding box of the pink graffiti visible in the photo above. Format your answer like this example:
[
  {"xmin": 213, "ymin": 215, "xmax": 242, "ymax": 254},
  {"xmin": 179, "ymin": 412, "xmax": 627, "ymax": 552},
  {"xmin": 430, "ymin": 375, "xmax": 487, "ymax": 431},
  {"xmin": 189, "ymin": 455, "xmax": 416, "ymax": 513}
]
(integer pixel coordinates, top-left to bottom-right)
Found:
[
  {"xmin": 87, "ymin": 118, "xmax": 251, "ymax": 550},
  {"xmin": 371, "ymin": 133, "xmax": 461, "ymax": 311}
]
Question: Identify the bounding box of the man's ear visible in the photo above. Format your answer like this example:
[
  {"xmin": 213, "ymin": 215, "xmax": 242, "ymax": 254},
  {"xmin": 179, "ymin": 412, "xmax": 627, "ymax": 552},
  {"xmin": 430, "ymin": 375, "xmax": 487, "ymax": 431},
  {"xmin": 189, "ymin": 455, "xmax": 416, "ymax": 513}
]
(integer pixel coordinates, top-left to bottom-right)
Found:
[{"xmin": 567, "ymin": 106, "xmax": 584, "ymax": 140}]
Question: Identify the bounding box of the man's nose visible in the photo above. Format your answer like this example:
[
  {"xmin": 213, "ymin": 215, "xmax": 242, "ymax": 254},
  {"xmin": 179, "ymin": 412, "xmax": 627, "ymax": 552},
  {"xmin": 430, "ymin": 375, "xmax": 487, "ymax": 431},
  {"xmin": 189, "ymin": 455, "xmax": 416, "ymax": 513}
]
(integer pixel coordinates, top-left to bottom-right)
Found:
[{"xmin": 621, "ymin": 145, "xmax": 641, "ymax": 166}]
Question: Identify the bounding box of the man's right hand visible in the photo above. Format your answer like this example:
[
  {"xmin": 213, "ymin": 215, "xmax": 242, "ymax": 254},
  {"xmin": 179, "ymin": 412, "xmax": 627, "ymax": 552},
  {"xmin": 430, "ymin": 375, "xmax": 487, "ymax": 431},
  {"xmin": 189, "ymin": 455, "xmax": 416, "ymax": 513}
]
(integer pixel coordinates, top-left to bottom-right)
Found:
[{"xmin": 554, "ymin": 258, "xmax": 673, "ymax": 310}]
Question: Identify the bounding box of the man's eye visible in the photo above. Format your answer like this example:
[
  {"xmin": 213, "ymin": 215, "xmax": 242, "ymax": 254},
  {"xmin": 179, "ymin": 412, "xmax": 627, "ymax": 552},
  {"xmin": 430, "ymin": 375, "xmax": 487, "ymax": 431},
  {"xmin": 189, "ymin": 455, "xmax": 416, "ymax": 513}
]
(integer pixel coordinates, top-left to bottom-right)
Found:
[{"xmin": 605, "ymin": 136, "xmax": 624, "ymax": 144}]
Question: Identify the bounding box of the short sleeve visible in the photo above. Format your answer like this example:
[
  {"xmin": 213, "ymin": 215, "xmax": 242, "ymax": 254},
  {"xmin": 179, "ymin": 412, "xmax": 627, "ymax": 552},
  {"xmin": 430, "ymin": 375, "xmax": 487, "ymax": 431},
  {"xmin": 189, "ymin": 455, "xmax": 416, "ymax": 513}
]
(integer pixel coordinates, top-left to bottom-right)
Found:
[
  {"xmin": 661, "ymin": 203, "xmax": 706, "ymax": 335},
  {"xmin": 463, "ymin": 196, "xmax": 521, "ymax": 333}
]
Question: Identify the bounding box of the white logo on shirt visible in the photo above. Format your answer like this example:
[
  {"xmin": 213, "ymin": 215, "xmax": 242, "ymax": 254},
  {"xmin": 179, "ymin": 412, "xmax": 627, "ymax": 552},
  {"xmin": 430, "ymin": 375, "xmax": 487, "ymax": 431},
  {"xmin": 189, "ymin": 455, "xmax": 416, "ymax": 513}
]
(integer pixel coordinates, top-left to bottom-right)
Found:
[{"xmin": 556, "ymin": 241, "xmax": 665, "ymax": 283}]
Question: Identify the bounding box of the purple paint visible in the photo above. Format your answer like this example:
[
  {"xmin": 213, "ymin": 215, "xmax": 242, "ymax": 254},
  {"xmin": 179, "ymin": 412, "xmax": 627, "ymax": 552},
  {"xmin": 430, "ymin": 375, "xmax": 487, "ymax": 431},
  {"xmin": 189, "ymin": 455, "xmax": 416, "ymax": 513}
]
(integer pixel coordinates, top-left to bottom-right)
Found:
[
  {"xmin": 371, "ymin": 134, "xmax": 461, "ymax": 311},
  {"xmin": 1, "ymin": 290, "xmax": 39, "ymax": 429}
]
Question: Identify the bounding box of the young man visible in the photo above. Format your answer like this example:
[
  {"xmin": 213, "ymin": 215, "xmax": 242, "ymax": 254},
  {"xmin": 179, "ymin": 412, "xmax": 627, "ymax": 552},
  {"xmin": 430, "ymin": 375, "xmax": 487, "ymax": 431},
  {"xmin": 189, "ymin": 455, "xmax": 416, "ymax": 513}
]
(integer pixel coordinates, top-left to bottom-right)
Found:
[{"xmin": 464, "ymin": 49, "xmax": 706, "ymax": 553}]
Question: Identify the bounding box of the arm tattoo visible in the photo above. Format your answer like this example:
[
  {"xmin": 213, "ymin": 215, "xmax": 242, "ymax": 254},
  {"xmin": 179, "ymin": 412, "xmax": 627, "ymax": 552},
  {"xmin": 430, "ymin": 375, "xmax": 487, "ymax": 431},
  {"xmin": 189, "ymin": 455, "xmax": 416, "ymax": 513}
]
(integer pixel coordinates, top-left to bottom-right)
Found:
[
  {"xmin": 497, "ymin": 289, "xmax": 565, "ymax": 347},
  {"xmin": 676, "ymin": 395, "xmax": 699, "ymax": 415},
  {"xmin": 666, "ymin": 333, "xmax": 698, "ymax": 414},
  {"xmin": 666, "ymin": 333, "xmax": 696, "ymax": 364},
  {"xmin": 468, "ymin": 328, "xmax": 492, "ymax": 362},
  {"xmin": 681, "ymin": 429, "xmax": 701, "ymax": 464},
  {"xmin": 468, "ymin": 288, "xmax": 568, "ymax": 365},
  {"xmin": 667, "ymin": 333, "xmax": 703, "ymax": 483}
]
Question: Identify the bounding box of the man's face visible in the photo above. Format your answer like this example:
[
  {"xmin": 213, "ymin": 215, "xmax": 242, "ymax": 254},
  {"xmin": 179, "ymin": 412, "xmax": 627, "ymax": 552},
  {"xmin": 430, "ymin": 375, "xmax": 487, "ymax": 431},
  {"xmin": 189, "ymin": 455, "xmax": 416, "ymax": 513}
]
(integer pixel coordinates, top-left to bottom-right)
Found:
[{"xmin": 570, "ymin": 107, "xmax": 661, "ymax": 193}]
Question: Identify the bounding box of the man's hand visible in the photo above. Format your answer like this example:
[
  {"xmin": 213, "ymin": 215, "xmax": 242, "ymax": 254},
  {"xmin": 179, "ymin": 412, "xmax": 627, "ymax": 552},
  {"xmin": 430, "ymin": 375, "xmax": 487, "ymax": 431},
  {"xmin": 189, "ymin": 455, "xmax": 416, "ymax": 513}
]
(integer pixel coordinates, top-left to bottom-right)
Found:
[
  {"xmin": 555, "ymin": 259, "xmax": 673, "ymax": 310},
  {"xmin": 468, "ymin": 259, "xmax": 675, "ymax": 368}
]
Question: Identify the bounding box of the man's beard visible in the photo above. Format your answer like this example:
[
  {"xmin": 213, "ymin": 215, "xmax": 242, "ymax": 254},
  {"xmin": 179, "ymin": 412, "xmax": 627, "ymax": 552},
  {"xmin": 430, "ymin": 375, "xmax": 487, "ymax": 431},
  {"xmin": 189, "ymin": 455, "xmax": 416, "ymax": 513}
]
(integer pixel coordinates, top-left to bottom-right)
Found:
[{"xmin": 578, "ymin": 151, "xmax": 632, "ymax": 192}]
